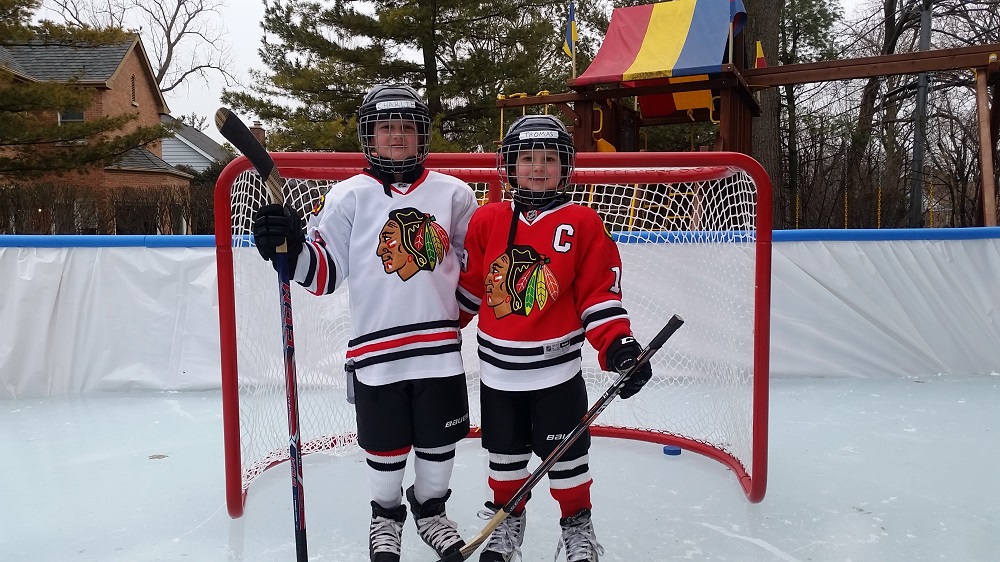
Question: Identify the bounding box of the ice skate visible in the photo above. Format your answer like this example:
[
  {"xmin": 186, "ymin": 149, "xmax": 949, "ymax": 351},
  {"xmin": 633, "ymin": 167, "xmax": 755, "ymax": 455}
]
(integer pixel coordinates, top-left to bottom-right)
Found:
[{"xmin": 406, "ymin": 485, "xmax": 465, "ymax": 556}]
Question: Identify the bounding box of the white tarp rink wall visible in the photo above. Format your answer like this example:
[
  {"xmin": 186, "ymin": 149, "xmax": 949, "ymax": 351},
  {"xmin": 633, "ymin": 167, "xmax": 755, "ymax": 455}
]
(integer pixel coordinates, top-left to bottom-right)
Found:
[{"xmin": 1, "ymin": 229, "xmax": 999, "ymax": 399}]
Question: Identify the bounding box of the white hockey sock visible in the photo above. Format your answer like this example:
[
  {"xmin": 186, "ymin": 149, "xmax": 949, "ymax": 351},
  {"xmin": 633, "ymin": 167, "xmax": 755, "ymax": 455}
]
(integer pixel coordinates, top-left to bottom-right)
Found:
[
  {"xmin": 366, "ymin": 448, "xmax": 409, "ymax": 508},
  {"xmin": 411, "ymin": 444, "xmax": 457, "ymax": 503}
]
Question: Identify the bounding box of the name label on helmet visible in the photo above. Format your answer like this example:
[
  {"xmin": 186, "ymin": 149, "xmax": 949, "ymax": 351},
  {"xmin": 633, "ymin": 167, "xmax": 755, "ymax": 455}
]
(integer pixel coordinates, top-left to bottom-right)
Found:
[
  {"xmin": 376, "ymin": 100, "xmax": 416, "ymax": 110},
  {"xmin": 518, "ymin": 131, "xmax": 559, "ymax": 140}
]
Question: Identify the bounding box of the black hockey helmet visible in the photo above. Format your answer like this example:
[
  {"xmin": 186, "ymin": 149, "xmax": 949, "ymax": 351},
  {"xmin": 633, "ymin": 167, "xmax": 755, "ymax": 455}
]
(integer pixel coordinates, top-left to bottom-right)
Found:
[
  {"xmin": 357, "ymin": 85, "xmax": 431, "ymax": 174},
  {"xmin": 497, "ymin": 114, "xmax": 576, "ymax": 208}
]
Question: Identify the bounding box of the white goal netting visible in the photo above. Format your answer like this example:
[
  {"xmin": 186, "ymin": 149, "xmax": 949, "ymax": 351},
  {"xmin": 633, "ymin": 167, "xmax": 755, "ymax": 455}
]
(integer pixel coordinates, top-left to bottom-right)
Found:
[{"xmin": 215, "ymin": 152, "xmax": 772, "ymax": 516}]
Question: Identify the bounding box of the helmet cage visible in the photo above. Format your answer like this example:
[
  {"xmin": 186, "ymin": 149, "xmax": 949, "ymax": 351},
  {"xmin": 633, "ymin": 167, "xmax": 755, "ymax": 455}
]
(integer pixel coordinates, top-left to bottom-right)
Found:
[
  {"xmin": 497, "ymin": 115, "xmax": 576, "ymax": 208},
  {"xmin": 358, "ymin": 85, "xmax": 431, "ymax": 174}
]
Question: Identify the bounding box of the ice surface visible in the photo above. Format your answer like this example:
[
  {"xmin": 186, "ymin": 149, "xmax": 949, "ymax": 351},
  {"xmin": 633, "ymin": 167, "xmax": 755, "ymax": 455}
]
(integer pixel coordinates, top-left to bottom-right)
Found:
[{"xmin": 2, "ymin": 374, "xmax": 999, "ymax": 561}]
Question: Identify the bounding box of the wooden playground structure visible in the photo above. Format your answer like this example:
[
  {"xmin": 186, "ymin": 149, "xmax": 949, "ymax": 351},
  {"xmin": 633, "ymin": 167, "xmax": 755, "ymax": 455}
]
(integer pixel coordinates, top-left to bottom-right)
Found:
[{"xmin": 495, "ymin": 4, "xmax": 999, "ymax": 226}]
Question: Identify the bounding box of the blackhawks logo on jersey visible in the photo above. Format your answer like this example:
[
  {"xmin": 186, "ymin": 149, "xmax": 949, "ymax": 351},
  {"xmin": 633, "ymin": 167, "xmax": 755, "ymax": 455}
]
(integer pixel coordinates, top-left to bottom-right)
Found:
[
  {"xmin": 309, "ymin": 193, "xmax": 326, "ymax": 217},
  {"xmin": 377, "ymin": 207, "xmax": 451, "ymax": 281},
  {"xmin": 485, "ymin": 245, "xmax": 560, "ymax": 319}
]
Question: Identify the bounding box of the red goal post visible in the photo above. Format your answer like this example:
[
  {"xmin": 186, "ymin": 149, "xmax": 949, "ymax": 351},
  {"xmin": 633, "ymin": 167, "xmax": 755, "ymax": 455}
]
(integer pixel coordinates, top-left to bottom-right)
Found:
[{"xmin": 214, "ymin": 151, "xmax": 772, "ymax": 518}]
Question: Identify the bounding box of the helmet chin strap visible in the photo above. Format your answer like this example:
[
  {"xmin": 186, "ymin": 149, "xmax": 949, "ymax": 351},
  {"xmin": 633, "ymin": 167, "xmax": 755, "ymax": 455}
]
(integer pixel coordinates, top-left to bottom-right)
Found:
[
  {"xmin": 366, "ymin": 165, "xmax": 425, "ymax": 197},
  {"xmin": 512, "ymin": 189, "xmax": 570, "ymax": 209},
  {"xmin": 506, "ymin": 200, "xmax": 521, "ymax": 250}
]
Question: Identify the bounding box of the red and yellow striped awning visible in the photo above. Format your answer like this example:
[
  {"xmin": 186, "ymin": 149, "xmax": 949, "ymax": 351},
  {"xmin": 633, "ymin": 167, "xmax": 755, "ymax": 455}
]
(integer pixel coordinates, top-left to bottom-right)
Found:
[{"xmin": 572, "ymin": 0, "xmax": 746, "ymax": 119}]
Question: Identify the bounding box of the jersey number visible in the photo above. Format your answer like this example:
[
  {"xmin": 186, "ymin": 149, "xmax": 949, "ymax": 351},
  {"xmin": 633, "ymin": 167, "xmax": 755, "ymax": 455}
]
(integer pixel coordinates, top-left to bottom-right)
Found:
[{"xmin": 609, "ymin": 266, "xmax": 622, "ymax": 294}]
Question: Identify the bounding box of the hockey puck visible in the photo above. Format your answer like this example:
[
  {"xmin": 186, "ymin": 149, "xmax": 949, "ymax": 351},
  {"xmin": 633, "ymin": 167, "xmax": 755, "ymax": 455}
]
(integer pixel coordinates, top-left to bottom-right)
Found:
[{"xmin": 662, "ymin": 445, "xmax": 682, "ymax": 456}]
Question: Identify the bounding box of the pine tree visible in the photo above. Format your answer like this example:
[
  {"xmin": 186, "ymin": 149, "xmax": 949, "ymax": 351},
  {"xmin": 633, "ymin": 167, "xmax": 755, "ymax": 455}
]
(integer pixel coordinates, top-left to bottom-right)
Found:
[{"xmin": 222, "ymin": 0, "xmax": 572, "ymax": 152}]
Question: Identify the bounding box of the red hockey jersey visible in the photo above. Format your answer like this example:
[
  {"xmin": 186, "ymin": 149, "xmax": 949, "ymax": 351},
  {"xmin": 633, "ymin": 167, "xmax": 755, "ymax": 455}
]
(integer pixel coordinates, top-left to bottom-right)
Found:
[{"xmin": 458, "ymin": 200, "xmax": 633, "ymax": 391}]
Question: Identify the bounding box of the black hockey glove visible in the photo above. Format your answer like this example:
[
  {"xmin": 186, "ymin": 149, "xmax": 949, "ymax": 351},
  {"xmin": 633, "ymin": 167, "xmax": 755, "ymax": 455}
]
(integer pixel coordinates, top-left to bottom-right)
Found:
[
  {"xmin": 252, "ymin": 203, "xmax": 305, "ymax": 272},
  {"xmin": 607, "ymin": 335, "xmax": 652, "ymax": 400}
]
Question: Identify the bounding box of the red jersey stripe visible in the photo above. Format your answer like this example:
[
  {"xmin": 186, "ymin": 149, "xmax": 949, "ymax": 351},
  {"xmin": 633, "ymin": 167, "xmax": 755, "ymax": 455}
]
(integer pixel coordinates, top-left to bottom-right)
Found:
[
  {"xmin": 314, "ymin": 243, "xmax": 328, "ymax": 292},
  {"xmin": 346, "ymin": 330, "xmax": 459, "ymax": 358}
]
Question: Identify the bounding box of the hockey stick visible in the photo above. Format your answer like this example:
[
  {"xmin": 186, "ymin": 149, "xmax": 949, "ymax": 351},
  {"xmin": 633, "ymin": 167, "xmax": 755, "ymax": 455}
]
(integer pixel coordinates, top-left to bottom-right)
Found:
[
  {"xmin": 438, "ymin": 314, "xmax": 685, "ymax": 562},
  {"xmin": 215, "ymin": 108, "xmax": 308, "ymax": 562}
]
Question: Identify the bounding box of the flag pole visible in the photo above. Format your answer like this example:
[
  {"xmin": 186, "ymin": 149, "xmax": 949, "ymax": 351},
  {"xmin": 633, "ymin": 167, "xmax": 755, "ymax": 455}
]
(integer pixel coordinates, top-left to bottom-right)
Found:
[
  {"xmin": 568, "ymin": 0, "xmax": 577, "ymax": 79},
  {"xmin": 572, "ymin": 42, "xmax": 577, "ymax": 78}
]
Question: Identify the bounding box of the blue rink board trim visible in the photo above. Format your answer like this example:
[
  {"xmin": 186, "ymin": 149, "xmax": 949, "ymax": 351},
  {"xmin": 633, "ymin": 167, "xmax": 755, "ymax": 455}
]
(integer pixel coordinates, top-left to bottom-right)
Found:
[
  {"xmin": 1, "ymin": 228, "xmax": 998, "ymax": 248},
  {"xmin": 773, "ymin": 227, "xmax": 1000, "ymax": 242},
  {"xmin": 0, "ymin": 235, "xmax": 215, "ymax": 248}
]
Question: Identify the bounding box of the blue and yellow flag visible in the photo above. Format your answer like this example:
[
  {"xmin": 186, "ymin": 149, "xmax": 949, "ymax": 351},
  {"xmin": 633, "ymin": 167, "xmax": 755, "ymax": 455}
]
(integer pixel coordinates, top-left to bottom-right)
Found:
[{"xmin": 563, "ymin": 1, "xmax": 578, "ymax": 58}]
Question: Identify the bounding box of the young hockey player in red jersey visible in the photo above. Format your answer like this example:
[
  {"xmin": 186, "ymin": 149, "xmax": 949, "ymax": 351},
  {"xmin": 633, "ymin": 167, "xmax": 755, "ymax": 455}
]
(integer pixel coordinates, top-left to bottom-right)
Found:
[
  {"xmin": 457, "ymin": 114, "xmax": 653, "ymax": 562},
  {"xmin": 252, "ymin": 85, "xmax": 478, "ymax": 562}
]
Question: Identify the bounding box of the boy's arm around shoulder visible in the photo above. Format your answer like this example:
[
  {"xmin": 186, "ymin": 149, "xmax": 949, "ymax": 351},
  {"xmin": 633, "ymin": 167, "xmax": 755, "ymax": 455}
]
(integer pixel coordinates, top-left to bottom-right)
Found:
[{"xmin": 455, "ymin": 203, "xmax": 491, "ymax": 322}]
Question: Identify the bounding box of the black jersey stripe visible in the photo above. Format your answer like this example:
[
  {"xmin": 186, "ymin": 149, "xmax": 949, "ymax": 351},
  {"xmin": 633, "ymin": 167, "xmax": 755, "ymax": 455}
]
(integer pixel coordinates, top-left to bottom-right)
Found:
[
  {"xmin": 456, "ymin": 290, "xmax": 479, "ymax": 312},
  {"xmin": 323, "ymin": 245, "xmax": 337, "ymax": 294},
  {"xmin": 477, "ymin": 335, "xmax": 542, "ymax": 356},
  {"xmin": 349, "ymin": 319, "xmax": 460, "ymax": 347},
  {"xmin": 302, "ymin": 243, "xmax": 318, "ymax": 288},
  {"xmin": 582, "ymin": 305, "xmax": 628, "ymax": 330},
  {"xmin": 478, "ymin": 349, "xmax": 582, "ymax": 371},
  {"xmin": 353, "ymin": 343, "xmax": 463, "ymax": 369},
  {"xmin": 477, "ymin": 333, "xmax": 586, "ymax": 357}
]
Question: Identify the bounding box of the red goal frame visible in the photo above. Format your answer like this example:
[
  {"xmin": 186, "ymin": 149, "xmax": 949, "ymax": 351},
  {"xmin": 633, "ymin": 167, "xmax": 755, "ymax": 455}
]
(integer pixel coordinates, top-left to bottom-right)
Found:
[{"xmin": 215, "ymin": 151, "xmax": 772, "ymax": 517}]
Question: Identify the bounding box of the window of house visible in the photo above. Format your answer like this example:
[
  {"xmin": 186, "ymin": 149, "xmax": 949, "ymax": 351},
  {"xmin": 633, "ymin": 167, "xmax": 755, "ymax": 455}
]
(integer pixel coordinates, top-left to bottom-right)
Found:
[
  {"xmin": 58, "ymin": 109, "xmax": 85, "ymax": 125},
  {"xmin": 131, "ymin": 74, "xmax": 137, "ymax": 105},
  {"xmin": 57, "ymin": 110, "xmax": 86, "ymax": 145}
]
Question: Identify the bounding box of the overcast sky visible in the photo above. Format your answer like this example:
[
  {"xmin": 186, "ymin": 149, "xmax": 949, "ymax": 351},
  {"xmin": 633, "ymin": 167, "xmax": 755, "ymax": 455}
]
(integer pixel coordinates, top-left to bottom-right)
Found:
[
  {"xmin": 162, "ymin": 1, "xmax": 266, "ymax": 145},
  {"xmin": 167, "ymin": 0, "xmax": 866, "ymax": 146}
]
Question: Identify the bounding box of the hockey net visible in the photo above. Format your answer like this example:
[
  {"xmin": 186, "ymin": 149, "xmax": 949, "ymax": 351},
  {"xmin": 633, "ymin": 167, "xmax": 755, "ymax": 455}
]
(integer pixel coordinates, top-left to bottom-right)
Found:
[{"xmin": 215, "ymin": 151, "xmax": 772, "ymax": 517}]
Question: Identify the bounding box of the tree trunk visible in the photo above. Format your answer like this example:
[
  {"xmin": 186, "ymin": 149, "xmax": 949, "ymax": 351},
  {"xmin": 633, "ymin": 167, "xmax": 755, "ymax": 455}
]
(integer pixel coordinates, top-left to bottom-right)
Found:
[
  {"xmin": 844, "ymin": 1, "xmax": 914, "ymax": 227},
  {"xmin": 745, "ymin": 0, "xmax": 785, "ymax": 228},
  {"xmin": 782, "ymin": 83, "xmax": 799, "ymax": 228}
]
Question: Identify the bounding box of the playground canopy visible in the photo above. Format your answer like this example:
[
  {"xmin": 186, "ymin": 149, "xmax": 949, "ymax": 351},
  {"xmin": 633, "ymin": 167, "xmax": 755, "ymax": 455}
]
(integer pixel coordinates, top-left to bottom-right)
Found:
[{"xmin": 571, "ymin": 0, "xmax": 748, "ymax": 119}]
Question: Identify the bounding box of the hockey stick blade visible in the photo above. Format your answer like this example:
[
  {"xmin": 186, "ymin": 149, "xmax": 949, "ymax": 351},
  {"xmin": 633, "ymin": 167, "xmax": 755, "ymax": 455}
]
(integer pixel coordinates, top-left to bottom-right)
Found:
[
  {"xmin": 214, "ymin": 107, "xmax": 288, "ymax": 252},
  {"xmin": 437, "ymin": 314, "xmax": 684, "ymax": 562},
  {"xmin": 214, "ymin": 107, "xmax": 283, "ymax": 204}
]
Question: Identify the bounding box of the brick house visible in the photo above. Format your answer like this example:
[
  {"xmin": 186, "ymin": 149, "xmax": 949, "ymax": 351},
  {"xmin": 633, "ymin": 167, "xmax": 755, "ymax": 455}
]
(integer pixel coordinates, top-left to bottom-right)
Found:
[{"xmin": 0, "ymin": 34, "xmax": 194, "ymax": 234}]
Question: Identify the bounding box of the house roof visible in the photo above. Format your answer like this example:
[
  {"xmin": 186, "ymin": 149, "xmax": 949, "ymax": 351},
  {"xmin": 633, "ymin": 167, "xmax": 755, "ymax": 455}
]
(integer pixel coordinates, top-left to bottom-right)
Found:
[
  {"xmin": 161, "ymin": 115, "xmax": 230, "ymax": 163},
  {"xmin": 0, "ymin": 35, "xmax": 169, "ymax": 113},
  {"xmin": 108, "ymin": 146, "xmax": 193, "ymax": 179},
  {"xmin": 0, "ymin": 38, "xmax": 132, "ymax": 83},
  {"xmin": 0, "ymin": 45, "xmax": 29, "ymax": 77}
]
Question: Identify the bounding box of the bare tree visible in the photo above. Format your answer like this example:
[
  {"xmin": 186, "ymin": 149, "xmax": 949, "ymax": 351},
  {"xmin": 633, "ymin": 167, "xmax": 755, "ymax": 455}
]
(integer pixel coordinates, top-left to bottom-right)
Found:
[
  {"xmin": 178, "ymin": 112, "xmax": 209, "ymax": 131},
  {"xmin": 745, "ymin": 0, "xmax": 785, "ymax": 225},
  {"xmin": 774, "ymin": 0, "xmax": 998, "ymax": 229},
  {"xmin": 45, "ymin": 0, "xmax": 236, "ymax": 94},
  {"xmin": 0, "ymin": 182, "xmax": 100, "ymax": 234}
]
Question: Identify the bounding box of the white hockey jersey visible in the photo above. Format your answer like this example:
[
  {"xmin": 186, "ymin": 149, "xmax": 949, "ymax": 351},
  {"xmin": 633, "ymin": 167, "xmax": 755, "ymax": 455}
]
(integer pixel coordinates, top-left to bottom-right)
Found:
[{"xmin": 294, "ymin": 169, "xmax": 478, "ymax": 386}]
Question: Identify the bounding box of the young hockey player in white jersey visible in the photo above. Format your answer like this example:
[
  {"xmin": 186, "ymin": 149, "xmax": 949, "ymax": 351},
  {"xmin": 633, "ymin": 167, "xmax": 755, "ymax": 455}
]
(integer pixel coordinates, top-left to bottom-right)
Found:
[
  {"xmin": 252, "ymin": 85, "xmax": 478, "ymax": 562},
  {"xmin": 456, "ymin": 115, "xmax": 654, "ymax": 562}
]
